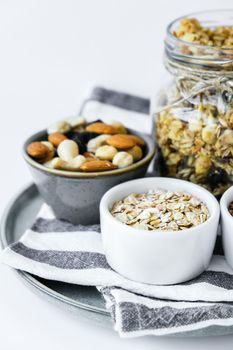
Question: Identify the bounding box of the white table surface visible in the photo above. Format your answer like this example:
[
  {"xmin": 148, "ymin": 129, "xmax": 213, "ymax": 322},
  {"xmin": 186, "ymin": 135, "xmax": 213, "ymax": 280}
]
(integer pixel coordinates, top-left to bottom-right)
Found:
[{"xmin": 1, "ymin": 1, "xmax": 233, "ymax": 349}]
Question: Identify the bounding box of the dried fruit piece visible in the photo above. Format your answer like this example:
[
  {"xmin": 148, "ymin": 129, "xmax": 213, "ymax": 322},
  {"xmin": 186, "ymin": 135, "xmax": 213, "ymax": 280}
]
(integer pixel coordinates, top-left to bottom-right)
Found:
[
  {"xmin": 86, "ymin": 122, "xmax": 117, "ymax": 135},
  {"xmin": 229, "ymin": 201, "xmax": 233, "ymax": 216},
  {"xmin": 66, "ymin": 131, "xmax": 98, "ymax": 144},
  {"xmin": 80, "ymin": 160, "xmax": 117, "ymax": 172},
  {"xmin": 95, "ymin": 145, "xmax": 118, "ymax": 160},
  {"xmin": 207, "ymin": 168, "xmax": 228, "ymax": 187},
  {"xmin": 27, "ymin": 142, "xmax": 50, "ymax": 159},
  {"xmin": 66, "ymin": 131, "xmax": 98, "ymax": 154},
  {"xmin": 106, "ymin": 134, "xmax": 136, "ymax": 149},
  {"xmin": 48, "ymin": 132, "xmax": 68, "ymax": 147},
  {"xmin": 112, "ymin": 152, "xmax": 133, "ymax": 168}
]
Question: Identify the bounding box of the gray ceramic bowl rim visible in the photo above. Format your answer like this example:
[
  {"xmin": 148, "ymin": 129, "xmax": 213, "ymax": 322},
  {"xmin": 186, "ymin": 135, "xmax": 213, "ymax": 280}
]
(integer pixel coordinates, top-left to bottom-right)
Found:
[{"xmin": 22, "ymin": 129, "xmax": 155, "ymax": 178}]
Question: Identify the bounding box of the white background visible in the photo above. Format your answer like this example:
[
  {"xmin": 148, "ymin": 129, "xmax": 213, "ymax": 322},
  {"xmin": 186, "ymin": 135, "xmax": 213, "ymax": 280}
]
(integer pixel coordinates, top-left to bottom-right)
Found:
[{"xmin": 1, "ymin": 0, "xmax": 233, "ymax": 349}]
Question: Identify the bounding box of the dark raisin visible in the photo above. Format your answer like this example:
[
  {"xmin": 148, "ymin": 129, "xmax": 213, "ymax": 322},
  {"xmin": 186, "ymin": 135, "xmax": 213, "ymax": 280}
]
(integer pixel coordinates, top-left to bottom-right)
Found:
[
  {"xmin": 65, "ymin": 131, "xmax": 98, "ymax": 154},
  {"xmin": 206, "ymin": 167, "xmax": 229, "ymax": 187},
  {"xmin": 228, "ymin": 202, "xmax": 233, "ymax": 216}
]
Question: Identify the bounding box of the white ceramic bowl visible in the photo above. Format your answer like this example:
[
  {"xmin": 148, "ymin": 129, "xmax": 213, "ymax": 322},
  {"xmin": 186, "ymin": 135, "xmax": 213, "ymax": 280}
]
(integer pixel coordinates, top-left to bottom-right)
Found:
[
  {"xmin": 220, "ymin": 186, "xmax": 233, "ymax": 270},
  {"xmin": 100, "ymin": 177, "xmax": 220, "ymax": 285}
]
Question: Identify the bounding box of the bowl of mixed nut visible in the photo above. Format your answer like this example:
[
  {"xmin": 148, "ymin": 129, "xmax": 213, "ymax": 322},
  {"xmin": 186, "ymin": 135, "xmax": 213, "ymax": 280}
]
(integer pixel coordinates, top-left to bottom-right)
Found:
[
  {"xmin": 220, "ymin": 186, "xmax": 233, "ymax": 271},
  {"xmin": 23, "ymin": 117, "xmax": 155, "ymax": 224},
  {"xmin": 100, "ymin": 177, "xmax": 219, "ymax": 285}
]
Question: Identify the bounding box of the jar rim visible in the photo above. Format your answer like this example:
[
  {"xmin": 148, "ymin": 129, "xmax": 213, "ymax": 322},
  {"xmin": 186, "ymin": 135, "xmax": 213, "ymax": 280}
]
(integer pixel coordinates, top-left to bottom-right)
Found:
[
  {"xmin": 167, "ymin": 9, "xmax": 233, "ymax": 52},
  {"xmin": 165, "ymin": 9, "xmax": 233, "ymax": 71}
]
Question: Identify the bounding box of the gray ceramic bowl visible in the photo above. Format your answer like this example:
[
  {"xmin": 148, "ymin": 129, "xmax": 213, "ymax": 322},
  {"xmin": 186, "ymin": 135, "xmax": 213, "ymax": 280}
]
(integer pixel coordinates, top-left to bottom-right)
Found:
[{"xmin": 23, "ymin": 129, "xmax": 155, "ymax": 224}]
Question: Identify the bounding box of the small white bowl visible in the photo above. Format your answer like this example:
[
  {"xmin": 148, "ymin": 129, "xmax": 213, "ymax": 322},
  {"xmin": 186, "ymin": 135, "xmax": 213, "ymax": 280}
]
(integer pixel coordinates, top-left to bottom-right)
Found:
[
  {"xmin": 220, "ymin": 186, "xmax": 233, "ymax": 270},
  {"xmin": 100, "ymin": 177, "xmax": 220, "ymax": 285}
]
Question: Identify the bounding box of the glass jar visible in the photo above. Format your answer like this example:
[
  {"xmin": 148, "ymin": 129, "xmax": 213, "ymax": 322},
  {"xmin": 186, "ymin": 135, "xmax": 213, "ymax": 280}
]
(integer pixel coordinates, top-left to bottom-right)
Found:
[{"xmin": 153, "ymin": 10, "xmax": 233, "ymax": 197}]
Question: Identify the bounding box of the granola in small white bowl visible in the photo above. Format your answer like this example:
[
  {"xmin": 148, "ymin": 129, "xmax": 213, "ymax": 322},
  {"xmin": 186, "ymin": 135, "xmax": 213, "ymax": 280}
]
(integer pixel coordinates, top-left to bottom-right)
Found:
[{"xmin": 100, "ymin": 177, "xmax": 219, "ymax": 285}]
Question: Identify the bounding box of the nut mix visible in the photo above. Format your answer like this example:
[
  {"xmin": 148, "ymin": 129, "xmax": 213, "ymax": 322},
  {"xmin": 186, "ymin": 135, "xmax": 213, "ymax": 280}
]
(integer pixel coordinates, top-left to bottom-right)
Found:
[
  {"xmin": 26, "ymin": 117, "xmax": 145, "ymax": 172},
  {"xmin": 111, "ymin": 189, "xmax": 209, "ymax": 231},
  {"xmin": 155, "ymin": 17, "xmax": 233, "ymax": 196}
]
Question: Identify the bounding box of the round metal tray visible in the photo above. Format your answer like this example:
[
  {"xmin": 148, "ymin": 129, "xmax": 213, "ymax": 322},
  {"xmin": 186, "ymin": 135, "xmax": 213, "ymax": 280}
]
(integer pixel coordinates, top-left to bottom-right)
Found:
[
  {"xmin": 0, "ymin": 183, "xmax": 112, "ymax": 328},
  {"xmin": 2, "ymin": 183, "xmax": 233, "ymax": 337}
]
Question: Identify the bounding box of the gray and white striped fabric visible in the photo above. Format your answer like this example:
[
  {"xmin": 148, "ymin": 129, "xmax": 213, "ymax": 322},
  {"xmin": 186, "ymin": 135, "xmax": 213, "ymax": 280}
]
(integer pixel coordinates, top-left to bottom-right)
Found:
[
  {"xmin": 2, "ymin": 204, "xmax": 233, "ymax": 337},
  {"xmin": 79, "ymin": 86, "xmax": 151, "ymax": 134},
  {"xmin": 2, "ymin": 87, "xmax": 233, "ymax": 337}
]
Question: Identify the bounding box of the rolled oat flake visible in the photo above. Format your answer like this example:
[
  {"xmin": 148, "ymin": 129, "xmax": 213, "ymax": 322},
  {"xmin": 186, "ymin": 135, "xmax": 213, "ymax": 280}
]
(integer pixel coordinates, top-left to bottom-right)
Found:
[{"xmin": 111, "ymin": 189, "xmax": 209, "ymax": 231}]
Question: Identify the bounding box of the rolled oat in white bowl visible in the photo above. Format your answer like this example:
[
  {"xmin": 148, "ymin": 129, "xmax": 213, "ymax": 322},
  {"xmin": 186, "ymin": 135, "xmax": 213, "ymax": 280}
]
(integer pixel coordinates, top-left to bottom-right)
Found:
[
  {"xmin": 100, "ymin": 177, "xmax": 220, "ymax": 285},
  {"xmin": 111, "ymin": 189, "xmax": 209, "ymax": 231}
]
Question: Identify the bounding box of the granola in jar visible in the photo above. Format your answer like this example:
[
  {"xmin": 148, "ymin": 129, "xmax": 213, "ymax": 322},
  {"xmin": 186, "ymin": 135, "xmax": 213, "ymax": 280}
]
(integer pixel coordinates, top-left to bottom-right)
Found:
[{"xmin": 153, "ymin": 11, "xmax": 233, "ymax": 196}]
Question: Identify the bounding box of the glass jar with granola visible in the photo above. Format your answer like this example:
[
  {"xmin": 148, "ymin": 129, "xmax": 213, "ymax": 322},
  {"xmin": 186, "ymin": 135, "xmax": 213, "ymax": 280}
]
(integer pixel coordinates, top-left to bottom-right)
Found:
[{"xmin": 153, "ymin": 10, "xmax": 233, "ymax": 197}]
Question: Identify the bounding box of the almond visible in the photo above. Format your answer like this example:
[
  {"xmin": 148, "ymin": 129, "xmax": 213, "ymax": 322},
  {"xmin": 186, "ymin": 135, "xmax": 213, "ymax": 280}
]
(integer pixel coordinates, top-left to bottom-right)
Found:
[
  {"xmin": 48, "ymin": 132, "xmax": 68, "ymax": 146},
  {"xmin": 86, "ymin": 122, "xmax": 117, "ymax": 135},
  {"xmin": 80, "ymin": 160, "xmax": 117, "ymax": 172},
  {"xmin": 40, "ymin": 141, "xmax": 55, "ymax": 163},
  {"xmin": 106, "ymin": 134, "xmax": 136, "ymax": 149},
  {"xmin": 27, "ymin": 142, "xmax": 50, "ymax": 159},
  {"xmin": 83, "ymin": 152, "xmax": 96, "ymax": 158},
  {"xmin": 83, "ymin": 152, "xmax": 98, "ymax": 162},
  {"xmin": 110, "ymin": 121, "xmax": 127, "ymax": 134},
  {"xmin": 127, "ymin": 135, "xmax": 145, "ymax": 147}
]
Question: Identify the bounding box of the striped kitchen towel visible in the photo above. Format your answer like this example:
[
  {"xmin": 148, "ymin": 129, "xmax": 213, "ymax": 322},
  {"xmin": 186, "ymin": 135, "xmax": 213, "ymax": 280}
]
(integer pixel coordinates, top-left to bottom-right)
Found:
[
  {"xmin": 2, "ymin": 87, "xmax": 233, "ymax": 337},
  {"xmin": 1, "ymin": 204, "xmax": 233, "ymax": 337},
  {"xmin": 79, "ymin": 86, "xmax": 151, "ymax": 134}
]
